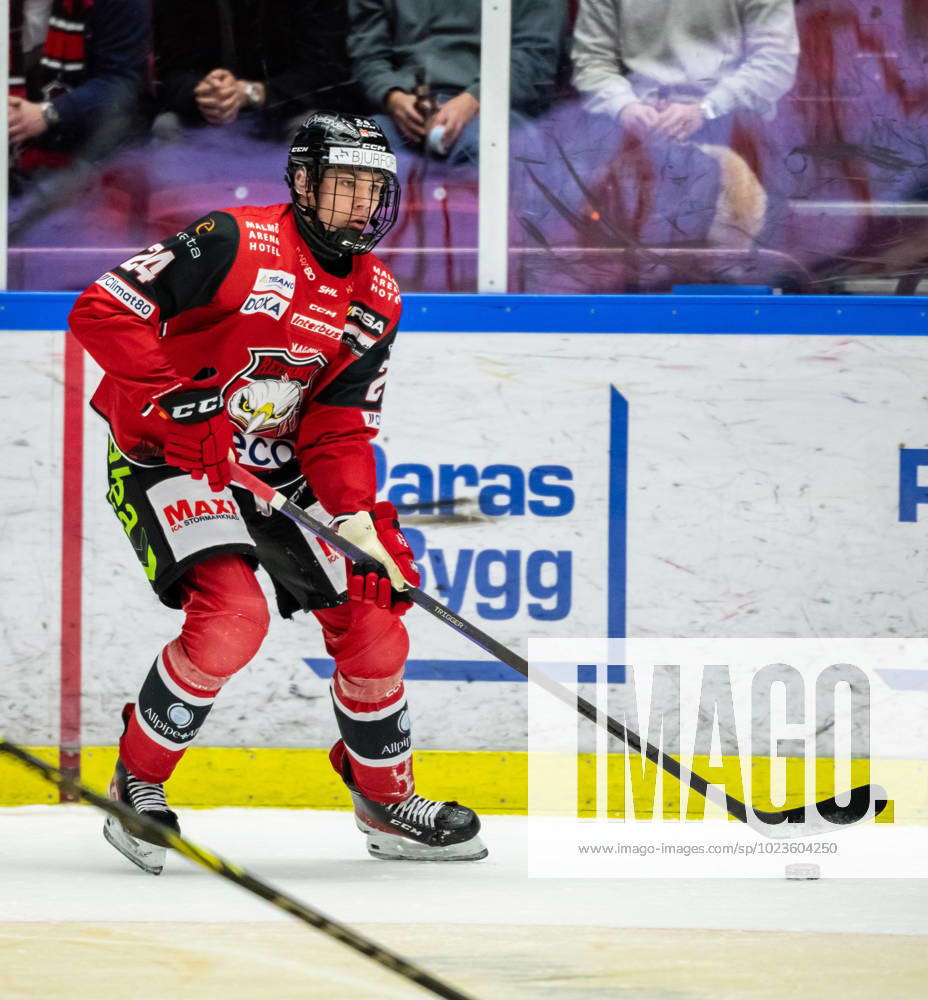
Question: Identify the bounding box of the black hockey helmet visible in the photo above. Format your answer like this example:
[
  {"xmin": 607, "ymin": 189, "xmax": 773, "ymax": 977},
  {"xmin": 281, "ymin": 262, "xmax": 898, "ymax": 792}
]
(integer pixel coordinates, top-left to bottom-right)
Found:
[{"xmin": 286, "ymin": 111, "xmax": 400, "ymax": 260}]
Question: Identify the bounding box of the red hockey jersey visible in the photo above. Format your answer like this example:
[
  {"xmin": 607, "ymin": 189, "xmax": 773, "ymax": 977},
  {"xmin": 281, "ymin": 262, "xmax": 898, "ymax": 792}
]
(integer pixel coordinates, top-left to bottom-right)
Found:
[{"xmin": 69, "ymin": 203, "xmax": 402, "ymax": 516}]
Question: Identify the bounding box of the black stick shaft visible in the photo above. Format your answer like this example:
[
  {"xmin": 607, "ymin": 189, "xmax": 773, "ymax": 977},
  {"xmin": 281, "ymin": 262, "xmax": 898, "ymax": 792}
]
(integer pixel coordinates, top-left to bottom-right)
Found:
[
  {"xmin": 230, "ymin": 466, "xmax": 749, "ymax": 820},
  {"xmin": 0, "ymin": 739, "xmax": 479, "ymax": 1000},
  {"xmin": 230, "ymin": 465, "xmax": 885, "ymax": 833}
]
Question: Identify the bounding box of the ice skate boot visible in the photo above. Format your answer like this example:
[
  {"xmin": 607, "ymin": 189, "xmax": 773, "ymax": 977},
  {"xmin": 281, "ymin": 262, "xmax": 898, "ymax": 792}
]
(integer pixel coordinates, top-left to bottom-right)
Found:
[
  {"xmin": 343, "ymin": 760, "xmax": 487, "ymax": 861},
  {"xmin": 103, "ymin": 758, "xmax": 180, "ymax": 875}
]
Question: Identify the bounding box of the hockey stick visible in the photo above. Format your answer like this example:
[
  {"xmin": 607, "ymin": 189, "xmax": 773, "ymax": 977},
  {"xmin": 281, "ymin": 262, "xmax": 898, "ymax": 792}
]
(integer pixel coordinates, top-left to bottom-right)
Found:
[
  {"xmin": 0, "ymin": 738, "xmax": 479, "ymax": 1000},
  {"xmin": 231, "ymin": 464, "xmax": 889, "ymax": 839}
]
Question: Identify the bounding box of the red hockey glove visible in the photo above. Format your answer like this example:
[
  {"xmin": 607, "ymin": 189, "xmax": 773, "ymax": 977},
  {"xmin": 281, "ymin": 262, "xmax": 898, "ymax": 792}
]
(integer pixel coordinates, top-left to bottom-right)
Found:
[
  {"xmin": 337, "ymin": 501, "xmax": 420, "ymax": 616},
  {"xmin": 157, "ymin": 382, "xmax": 234, "ymax": 493}
]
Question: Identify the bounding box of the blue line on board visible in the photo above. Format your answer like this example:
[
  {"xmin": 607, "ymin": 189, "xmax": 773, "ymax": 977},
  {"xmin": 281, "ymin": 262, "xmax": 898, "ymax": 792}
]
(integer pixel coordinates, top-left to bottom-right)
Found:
[
  {"xmin": 876, "ymin": 669, "xmax": 928, "ymax": 691},
  {"xmin": 4, "ymin": 291, "xmax": 928, "ymax": 336},
  {"xmin": 305, "ymin": 658, "xmax": 527, "ymax": 682},
  {"xmin": 609, "ymin": 387, "xmax": 628, "ymax": 639},
  {"xmin": 307, "ymin": 659, "xmax": 628, "ymax": 683},
  {"xmin": 577, "ymin": 664, "xmax": 627, "ymax": 683}
]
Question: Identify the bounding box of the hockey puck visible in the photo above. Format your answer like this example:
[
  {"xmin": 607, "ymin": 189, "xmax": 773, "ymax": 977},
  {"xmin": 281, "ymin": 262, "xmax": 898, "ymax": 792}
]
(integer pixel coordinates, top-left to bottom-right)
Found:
[{"xmin": 784, "ymin": 863, "xmax": 821, "ymax": 880}]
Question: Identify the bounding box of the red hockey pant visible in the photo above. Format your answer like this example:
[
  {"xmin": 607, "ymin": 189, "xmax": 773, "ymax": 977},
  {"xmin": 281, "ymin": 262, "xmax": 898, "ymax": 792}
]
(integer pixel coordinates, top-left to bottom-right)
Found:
[{"xmin": 119, "ymin": 554, "xmax": 412, "ymax": 801}]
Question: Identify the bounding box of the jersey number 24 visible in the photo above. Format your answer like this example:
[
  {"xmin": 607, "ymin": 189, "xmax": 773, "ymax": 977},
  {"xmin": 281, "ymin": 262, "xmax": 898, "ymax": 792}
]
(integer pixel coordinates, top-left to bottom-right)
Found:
[{"xmin": 120, "ymin": 244, "xmax": 176, "ymax": 284}]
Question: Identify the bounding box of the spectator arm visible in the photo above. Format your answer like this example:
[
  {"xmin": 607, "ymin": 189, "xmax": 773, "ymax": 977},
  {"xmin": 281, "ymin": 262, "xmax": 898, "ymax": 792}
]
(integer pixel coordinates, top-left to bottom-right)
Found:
[
  {"xmin": 264, "ymin": 5, "xmax": 354, "ymax": 117},
  {"xmin": 508, "ymin": 0, "xmax": 566, "ymax": 114},
  {"xmin": 50, "ymin": 0, "xmax": 150, "ymax": 131},
  {"xmin": 152, "ymin": 2, "xmax": 210, "ymax": 121},
  {"xmin": 347, "ymin": 0, "xmax": 416, "ymax": 107},
  {"xmin": 703, "ymin": 0, "xmax": 799, "ymax": 119},
  {"xmin": 570, "ymin": 0, "xmax": 637, "ymax": 119},
  {"xmin": 159, "ymin": 69, "xmax": 203, "ymax": 121}
]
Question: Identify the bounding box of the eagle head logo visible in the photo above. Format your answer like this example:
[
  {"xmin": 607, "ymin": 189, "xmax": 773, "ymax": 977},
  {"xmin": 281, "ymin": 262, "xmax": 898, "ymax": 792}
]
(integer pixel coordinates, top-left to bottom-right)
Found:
[{"xmin": 228, "ymin": 375, "xmax": 303, "ymax": 436}]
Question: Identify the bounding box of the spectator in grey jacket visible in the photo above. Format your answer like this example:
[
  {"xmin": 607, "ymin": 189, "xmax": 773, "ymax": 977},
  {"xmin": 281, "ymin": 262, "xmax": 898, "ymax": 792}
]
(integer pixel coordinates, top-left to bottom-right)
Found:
[
  {"xmin": 348, "ymin": 0, "xmax": 565, "ymax": 165},
  {"xmin": 572, "ymin": 0, "xmax": 799, "ymax": 141}
]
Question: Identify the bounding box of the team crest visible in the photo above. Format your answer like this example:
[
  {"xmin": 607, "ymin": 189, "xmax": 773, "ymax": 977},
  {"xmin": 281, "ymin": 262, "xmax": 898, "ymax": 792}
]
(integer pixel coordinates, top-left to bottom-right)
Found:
[{"xmin": 223, "ymin": 348, "xmax": 327, "ymax": 437}]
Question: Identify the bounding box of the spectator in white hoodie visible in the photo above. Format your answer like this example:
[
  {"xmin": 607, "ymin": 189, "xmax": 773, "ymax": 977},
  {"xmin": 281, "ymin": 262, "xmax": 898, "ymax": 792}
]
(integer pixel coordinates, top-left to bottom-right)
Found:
[
  {"xmin": 572, "ymin": 0, "xmax": 798, "ymax": 141},
  {"xmin": 567, "ymin": 0, "xmax": 799, "ymax": 248}
]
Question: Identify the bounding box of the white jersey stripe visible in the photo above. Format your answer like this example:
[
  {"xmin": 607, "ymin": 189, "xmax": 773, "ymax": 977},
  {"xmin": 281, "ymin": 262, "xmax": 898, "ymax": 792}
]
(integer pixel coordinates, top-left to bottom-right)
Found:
[
  {"xmin": 157, "ymin": 651, "xmax": 216, "ymax": 706},
  {"xmin": 133, "ymin": 704, "xmax": 187, "ymax": 752},
  {"xmin": 330, "ymin": 680, "xmax": 405, "ymax": 721},
  {"xmin": 40, "ymin": 58, "xmax": 85, "ymax": 71},
  {"xmin": 48, "ymin": 16, "xmax": 84, "ymax": 31},
  {"xmin": 344, "ymin": 745, "xmax": 413, "ymax": 769}
]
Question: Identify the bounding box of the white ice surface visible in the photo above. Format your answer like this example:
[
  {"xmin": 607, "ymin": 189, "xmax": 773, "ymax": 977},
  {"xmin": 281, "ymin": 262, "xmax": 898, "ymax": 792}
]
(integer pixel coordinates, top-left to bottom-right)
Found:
[{"xmin": 2, "ymin": 807, "xmax": 926, "ymax": 935}]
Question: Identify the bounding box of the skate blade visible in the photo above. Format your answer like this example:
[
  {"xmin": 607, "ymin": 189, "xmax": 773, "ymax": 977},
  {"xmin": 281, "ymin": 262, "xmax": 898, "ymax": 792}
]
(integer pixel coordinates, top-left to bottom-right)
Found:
[
  {"xmin": 361, "ymin": 823, "xmax": 488, "ymax": 862},
  {"xmin": 103, "ymin": 815, "xmax": 166, "ymax": 875}
]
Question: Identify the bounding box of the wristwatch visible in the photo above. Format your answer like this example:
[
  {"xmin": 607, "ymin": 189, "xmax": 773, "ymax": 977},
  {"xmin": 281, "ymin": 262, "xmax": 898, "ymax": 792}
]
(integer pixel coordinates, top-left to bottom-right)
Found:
[
  {"xmin": 699, "ymin": 99, "xmax": 719, "ymax": 121},
  {"xmin": 40, "ymin": 101, "xmax": 60, "ymax": 128},
  {"xmin": 243, "ymin": 82, "xmax": 263, "ymax": 108}
]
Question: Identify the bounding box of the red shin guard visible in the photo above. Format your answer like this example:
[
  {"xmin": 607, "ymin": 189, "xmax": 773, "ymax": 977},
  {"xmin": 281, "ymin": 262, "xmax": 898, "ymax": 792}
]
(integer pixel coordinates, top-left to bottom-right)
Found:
[
  {"xmin": 316, "ymin": 602, "xmax": 414, "ymax": 803},
  {"xmin": 120, "ymin": 555, "xmax": 269, "ymax": 783},
  {"xmin": 119, "ymin": 649, "xmax": 218, "ymax": 783}
]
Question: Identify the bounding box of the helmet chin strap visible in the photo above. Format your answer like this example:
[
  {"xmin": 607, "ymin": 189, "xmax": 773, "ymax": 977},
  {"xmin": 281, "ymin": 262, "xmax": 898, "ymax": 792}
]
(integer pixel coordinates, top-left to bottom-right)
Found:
[
  {"xmin": 291, "ymin": 196, "xmax": 351, "ymax": 263},
  {"xmin": 329, "ymin": 225, "xmax": 373, "ymax": 251}
]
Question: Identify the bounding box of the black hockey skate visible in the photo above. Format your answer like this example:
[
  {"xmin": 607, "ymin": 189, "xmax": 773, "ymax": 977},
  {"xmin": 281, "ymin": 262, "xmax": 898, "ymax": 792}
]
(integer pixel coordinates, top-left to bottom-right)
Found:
[
  {"xmin": 102, "ymin": 759, "xmax": 180, "ymax": 875},
  {"xmin": 343, "ymin": 760, "xmax": 487, "ymax": 861}
]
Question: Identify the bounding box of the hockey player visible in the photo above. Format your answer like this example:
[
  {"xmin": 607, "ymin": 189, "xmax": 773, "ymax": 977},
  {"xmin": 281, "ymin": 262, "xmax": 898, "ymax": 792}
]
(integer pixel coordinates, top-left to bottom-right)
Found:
[{"xmin": 68, "ymin": 111, "xmax": 487, "ymax": 873}]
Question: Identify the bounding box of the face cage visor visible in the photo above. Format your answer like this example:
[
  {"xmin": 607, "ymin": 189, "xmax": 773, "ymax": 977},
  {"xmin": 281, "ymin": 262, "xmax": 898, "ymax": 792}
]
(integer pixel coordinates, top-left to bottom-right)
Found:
[{"xmin": 289, "ymin": 157, "xmax": 400, "ymax": 258}]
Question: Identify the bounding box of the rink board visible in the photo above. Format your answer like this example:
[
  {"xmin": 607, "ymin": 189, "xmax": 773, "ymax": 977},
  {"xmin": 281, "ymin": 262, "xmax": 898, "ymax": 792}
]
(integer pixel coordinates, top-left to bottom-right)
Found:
[{"xmin": 2, "ymin": 293, "xmax": 928, "ymax": 812}]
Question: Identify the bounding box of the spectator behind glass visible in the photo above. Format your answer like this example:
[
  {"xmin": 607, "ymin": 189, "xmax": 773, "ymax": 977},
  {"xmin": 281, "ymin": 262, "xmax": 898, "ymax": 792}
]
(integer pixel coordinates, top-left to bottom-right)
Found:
[
  {"xmin": 347, "ymin": 0, "xmax": 565, "ymax": 166},
  {"xmin": 153, "ymin": 0, "xmax": 357, "ymax": 138},
  {"xmin": 8, "ymin": 0, "xmax": 150, "ymax": 171},
  {"xmin": 572, "ymin": 0, "xmax": 799, "ymax": 137},
  {"xmin": 568, "ymin": 0, "xmax": 799, "ymax": 248}
]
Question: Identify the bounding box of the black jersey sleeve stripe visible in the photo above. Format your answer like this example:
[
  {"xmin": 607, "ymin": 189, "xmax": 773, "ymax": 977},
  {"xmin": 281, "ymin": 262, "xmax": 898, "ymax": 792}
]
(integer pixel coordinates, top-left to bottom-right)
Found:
[
  {"xmin": 110, "ymin": 212, "xmax": 240, "ymax": 321},
  {"xmin": 315, "ymin": 328, "xmax": 396, "ymax": 411}
]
